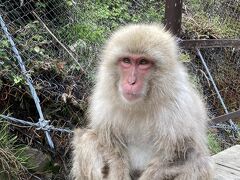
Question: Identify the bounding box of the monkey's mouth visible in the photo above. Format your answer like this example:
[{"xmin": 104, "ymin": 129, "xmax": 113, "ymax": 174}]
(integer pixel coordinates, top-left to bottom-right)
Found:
[
  {"xmin": 119, "ymin": 84, "xmax": 143, "ymax": 102},
  {"xmin": 123, "ymin": 92, "xmax": 141, "ymax": 102}
]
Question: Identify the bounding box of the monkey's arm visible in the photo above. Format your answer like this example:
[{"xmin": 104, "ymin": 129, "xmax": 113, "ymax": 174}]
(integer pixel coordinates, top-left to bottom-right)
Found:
[
  {"xmin": 139, "ymin": 143, "xmax": 214, "ymax": 180},
  {"xmin": 71, "ymin": 129, "xmax": 131, "ymax": 180},
  {"xmin": 71, "ymin": 129, "xmax": 105, "ymax": 180}
]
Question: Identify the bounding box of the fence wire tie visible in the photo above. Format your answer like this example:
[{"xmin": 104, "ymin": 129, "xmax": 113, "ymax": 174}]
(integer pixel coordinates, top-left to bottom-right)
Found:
[
  {"xmin": 176, "ymin": 37, "xmax": 183, "ymax": 43},
  {"xmin": 36, "ymin": 119, "xmax": 52, "ymax": 131},
  {"xmin": 210, "ymin": 124, "xmax": 240, "ymax": 132}
]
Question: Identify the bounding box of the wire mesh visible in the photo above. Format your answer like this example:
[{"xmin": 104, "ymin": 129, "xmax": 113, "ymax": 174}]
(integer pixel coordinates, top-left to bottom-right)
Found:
[
  {"xmin": 182, "ymin": 0, "xmax": 240, "ymax": 120},
  {"xmin": 185, "ymin": 47, "xmax": 240, "ymax": 118},
  {"xmin": 182, "ymin": 0, "xmax": 239, "ymax": 39}
]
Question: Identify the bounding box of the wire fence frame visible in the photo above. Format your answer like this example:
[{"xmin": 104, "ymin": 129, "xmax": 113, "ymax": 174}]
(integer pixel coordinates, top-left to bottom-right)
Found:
[
  {"xmin": 0, "ymin": 15, "xmax": 73, "ymax": 149},
  {"xmin": 167, "ymin": 0, "xmax": 239, "ymax": 135},
  {"xmin": 196, "ymin": 48, "xmax": 239, "ymax": 136}
]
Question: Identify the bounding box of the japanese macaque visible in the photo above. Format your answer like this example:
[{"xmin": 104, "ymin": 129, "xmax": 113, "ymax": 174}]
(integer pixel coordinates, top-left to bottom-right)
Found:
[{"xmin": 71, "ymin": 24, "xmax": 214, "ymax": 180}]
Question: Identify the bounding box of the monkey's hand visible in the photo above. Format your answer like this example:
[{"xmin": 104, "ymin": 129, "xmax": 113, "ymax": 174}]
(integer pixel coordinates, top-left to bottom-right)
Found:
[
  {"xmin": 105, "ymin": 152, "xmax": 131, "ymax": 180},
  {"xmin": 138, "ymin": 157, "xmax": 177, "ymax": 180},
  {"xmin": 71, "ymin": 129, "xmax": 131, "ymax": 180}
]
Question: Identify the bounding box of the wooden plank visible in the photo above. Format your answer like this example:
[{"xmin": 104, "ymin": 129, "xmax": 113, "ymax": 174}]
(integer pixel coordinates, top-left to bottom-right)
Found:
[
  {"xmin": 179, "ymin": 39, "xmax": 240, "ymax": 48},
  {"xmin": 213, "ymin": 145, "xmax": 240, "ymax": 180},
  {"xmin": 214, "ymin": 164, "xmax": 240, "ymax": 180},
  {"xmin": 209, "ymin": 109, "xmax": 240, "ymax": 125}
]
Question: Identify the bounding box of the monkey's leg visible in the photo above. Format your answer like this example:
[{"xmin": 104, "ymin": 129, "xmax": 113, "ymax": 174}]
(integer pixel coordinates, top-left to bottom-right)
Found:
[
  {"xmin": 173, "ymin": 154, "xmax": 214, "ymax": 180},
  {"xmin": 71, "ymin": 129, "xmax": 131, "ymax": 180},
  {"xmin": 139, "ymin": 149, "xmax": 214, "ymax": 180}
]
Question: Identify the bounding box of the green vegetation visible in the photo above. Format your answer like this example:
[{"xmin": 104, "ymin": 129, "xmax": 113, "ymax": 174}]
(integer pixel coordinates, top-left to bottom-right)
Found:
[
  {"xmin": 208, "ymin": 132, "xmax": 222, "ymax": 154},
  {"xmin": 183, "ymin": 13, "xmax": 239, "ymax": 38},
  {"xmin": 0, "ymin": 123, "xmax": 32, "ymax": 179},
  {"xmin": 183, "ymin": 0, "xmax": 239, "ymax": 38},
  {"xmin": 60, "ymin": 0, "xmax": 164, "ymax": 44}
]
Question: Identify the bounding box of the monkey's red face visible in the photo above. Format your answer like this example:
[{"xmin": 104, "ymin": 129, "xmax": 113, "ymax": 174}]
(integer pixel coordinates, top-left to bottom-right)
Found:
[{"xmin": 118, "ymin": 54, "xmax": 154, "ymax": 102}]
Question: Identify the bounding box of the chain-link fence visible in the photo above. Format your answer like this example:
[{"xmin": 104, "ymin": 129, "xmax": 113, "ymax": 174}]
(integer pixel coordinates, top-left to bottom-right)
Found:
[
  {"xmin": 180, "ymin": 0, "xmax": 240, "ymax": 116},
  {"xmin": 187, "ymin": 47, "xmax": 240, "ymax": 116},
  {"xmin": 0, "ymin": 0, "xmax": 239, "ymax": 179},
  {"xmin": 182, "ymin": 0, "xmax": 239, "ymax": 39}
]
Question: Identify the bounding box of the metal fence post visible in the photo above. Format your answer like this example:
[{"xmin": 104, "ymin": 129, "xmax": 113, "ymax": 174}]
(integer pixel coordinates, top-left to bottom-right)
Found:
[{"xmin": 164, "ymin": 0, "xmax": 183, "ymax": 36}]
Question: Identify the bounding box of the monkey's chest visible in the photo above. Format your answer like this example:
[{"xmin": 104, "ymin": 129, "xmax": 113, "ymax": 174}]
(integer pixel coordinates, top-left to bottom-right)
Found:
[{"xmin": 128, "ymin": 143, "xmax": 153, "ymax": 171}]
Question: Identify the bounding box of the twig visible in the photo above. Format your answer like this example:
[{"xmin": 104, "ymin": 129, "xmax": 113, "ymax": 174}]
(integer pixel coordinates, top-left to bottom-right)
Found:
[
  {"xmin": 32, "ymin": 11, "xmax": 85, "ymax": 74},
  {"xmin": 196, "ymin": 69, "xmax": 211, "ymax": 87}
]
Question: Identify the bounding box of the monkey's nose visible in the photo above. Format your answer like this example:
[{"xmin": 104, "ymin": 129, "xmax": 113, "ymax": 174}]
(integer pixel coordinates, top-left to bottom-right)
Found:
[
  {"xmin": 129, "ymin": 81, "xmax": 136, "ymax": 85},
  {"xmin": 128, "ymin": 76, "xmax": 136, "ymax": 85}
]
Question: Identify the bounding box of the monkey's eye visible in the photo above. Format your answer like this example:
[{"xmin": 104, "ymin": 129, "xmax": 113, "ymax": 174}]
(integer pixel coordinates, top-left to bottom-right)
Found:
[
  {"xmin": 139, "ymin": 59, "xmax": 149, "ymax": 65},
  {"xmin": 122, "ymin": 58, "xmax": 131, "ymax": 64}
]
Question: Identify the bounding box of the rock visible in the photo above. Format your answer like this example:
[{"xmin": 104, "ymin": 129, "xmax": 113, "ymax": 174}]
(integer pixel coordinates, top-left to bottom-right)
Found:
[{"xmin": 25, "ymin": 147, "xmax": 51, "ymax": 172}]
